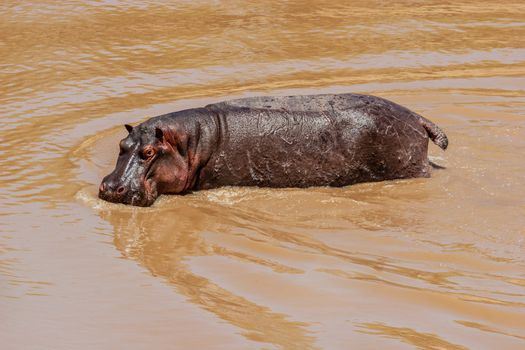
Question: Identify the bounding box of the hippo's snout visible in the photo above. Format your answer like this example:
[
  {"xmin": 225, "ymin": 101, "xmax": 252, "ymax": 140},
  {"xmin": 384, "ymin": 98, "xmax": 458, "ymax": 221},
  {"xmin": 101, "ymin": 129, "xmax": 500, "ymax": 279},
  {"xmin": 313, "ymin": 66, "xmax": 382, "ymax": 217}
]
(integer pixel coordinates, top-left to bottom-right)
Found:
[
  {"xmin": 99, "ymin": 180, "xmax": 127, "ymax": 196},
  {"xmin": 98, "ymin": 176, "xmax": 154, "ymax": 207},
  {"xmin": 98, "ymin": 177, "xmax": 133, "ymax": 204}
]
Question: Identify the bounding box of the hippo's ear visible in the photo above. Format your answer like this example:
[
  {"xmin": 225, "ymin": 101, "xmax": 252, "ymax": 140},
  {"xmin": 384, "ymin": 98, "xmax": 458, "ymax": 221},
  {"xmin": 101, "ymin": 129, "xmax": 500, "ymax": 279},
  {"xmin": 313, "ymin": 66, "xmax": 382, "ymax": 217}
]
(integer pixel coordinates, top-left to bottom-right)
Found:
[
  {"xmin": 124, "ymin": 124, "xmax": 133, "ymax": 133},
  {"xmin": 155, "ymin": 127, "xmax": 164, "ymax": 142}
]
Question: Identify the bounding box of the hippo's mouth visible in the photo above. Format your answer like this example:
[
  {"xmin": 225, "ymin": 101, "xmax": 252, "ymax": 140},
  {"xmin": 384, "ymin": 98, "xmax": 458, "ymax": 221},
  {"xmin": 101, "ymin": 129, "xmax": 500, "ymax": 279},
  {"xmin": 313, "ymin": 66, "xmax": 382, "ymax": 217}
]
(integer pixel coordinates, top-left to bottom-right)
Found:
[{"xmin": 98, "ymin": 190, "xmax": 155, "ymax": 207}]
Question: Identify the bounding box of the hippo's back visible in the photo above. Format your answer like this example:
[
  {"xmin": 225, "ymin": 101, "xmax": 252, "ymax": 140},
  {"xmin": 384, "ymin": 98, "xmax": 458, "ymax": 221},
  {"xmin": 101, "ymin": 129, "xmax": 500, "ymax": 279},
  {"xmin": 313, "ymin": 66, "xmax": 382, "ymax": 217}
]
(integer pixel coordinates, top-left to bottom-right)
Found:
[
  {"xmin": 213, "ymin": 93, "xmax": 390, "ymax": 115},
  {"xmin": 197, "ymin": 93, "xmax": 431, "ymax": 190}
]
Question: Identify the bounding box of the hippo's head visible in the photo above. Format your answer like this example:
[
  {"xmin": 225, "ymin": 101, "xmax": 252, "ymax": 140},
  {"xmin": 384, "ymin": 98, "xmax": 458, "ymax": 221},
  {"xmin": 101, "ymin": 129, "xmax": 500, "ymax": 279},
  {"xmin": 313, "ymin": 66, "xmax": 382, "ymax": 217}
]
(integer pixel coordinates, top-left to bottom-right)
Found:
[{"xmin": 98, "ymin": 124, "xmax": 189, "ymax": 206}]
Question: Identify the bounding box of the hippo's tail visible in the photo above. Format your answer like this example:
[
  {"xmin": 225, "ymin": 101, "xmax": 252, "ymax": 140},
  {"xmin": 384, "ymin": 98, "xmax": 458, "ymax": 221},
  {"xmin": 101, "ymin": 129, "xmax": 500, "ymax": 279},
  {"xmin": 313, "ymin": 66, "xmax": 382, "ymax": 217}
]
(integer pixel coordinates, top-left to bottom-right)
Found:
[{"xmin": 418, "ymin": 115, "xmax": 448, "ymax": 150}]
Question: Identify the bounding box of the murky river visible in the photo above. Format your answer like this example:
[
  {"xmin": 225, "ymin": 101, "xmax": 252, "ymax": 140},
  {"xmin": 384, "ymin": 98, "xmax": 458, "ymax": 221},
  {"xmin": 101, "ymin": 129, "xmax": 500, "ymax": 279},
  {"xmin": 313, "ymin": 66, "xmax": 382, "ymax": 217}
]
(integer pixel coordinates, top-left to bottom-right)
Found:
[{"xmin": 1, "ymin": 1, "xmax": 525, "ymax": 349}]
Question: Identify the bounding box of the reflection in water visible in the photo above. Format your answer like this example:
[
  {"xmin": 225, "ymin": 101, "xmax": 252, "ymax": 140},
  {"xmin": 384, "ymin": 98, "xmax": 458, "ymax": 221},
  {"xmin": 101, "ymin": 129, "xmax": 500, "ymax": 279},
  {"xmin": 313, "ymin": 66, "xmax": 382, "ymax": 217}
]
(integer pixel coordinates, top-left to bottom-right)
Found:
[
  {"xmin": 101, "ymin": 205, "xmax": 317, "ymax": 350},
  {"xmin": 2, "ymin": 0, "xmax": 525, "ymax": 348}
]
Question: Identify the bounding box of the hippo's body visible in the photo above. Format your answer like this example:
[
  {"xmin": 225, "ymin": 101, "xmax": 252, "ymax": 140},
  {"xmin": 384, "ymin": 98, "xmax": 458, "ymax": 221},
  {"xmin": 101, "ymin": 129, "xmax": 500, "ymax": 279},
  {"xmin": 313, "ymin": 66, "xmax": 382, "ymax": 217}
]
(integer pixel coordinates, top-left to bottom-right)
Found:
[{"xmin": 99, "ymin": 93, "xmax": 448, "ymax": 206}]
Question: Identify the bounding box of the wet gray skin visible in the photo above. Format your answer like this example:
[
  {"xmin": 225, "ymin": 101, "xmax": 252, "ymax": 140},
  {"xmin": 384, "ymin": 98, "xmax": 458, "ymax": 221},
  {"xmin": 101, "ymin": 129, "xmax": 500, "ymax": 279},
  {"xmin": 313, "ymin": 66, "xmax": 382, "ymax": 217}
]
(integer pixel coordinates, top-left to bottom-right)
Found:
[{"xmin": 99, "ymin": 93, "xmax": 448, "ymax": 207}]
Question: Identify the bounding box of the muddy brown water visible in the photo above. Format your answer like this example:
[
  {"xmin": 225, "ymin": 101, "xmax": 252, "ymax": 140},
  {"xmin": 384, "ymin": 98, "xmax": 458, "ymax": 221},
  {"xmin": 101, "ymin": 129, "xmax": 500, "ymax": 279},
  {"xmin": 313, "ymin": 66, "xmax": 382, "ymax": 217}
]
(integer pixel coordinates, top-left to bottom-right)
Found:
[{"xmin": 1, "ymin": 1, "xmax": 525, "ymax": 349}]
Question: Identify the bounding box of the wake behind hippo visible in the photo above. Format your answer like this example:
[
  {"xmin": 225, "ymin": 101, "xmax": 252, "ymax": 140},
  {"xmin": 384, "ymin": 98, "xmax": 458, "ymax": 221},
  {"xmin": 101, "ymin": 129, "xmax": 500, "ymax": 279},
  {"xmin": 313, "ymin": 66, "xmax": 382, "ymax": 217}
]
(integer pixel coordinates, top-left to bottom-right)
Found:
[{"xmin": 99, "ymin": 93, "xmax": 448, "ymax": 206}]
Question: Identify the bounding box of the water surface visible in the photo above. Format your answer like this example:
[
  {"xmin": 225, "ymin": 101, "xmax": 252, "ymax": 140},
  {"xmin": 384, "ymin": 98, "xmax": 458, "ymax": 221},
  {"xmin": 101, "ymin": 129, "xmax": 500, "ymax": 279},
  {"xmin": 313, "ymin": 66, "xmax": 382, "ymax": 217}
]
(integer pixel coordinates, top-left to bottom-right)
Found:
[{"xmin": 1, "ymin": 1, "xmax": 524, "ymax": 349}]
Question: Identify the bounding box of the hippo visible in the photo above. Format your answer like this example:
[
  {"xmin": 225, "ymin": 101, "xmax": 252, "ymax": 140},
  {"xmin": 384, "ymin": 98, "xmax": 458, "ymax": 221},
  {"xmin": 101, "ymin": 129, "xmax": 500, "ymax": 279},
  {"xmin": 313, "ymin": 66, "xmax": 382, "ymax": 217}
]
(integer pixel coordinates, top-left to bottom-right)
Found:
[{"xmin": 99, "ymin": 93, "xmax": 448, "ymax": 206}]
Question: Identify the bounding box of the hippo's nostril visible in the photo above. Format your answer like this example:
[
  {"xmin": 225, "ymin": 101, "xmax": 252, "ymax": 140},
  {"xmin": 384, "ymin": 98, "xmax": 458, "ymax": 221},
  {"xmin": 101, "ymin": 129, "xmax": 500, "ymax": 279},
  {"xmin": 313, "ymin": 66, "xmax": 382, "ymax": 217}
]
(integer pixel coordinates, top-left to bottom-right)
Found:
[
  {"xmin": 116, "ymin": 186, "xmax": 126, "ymax": 195},
  {"xmin": 99, "ymin": 182, "xmax": 106, "ymax": 193}
]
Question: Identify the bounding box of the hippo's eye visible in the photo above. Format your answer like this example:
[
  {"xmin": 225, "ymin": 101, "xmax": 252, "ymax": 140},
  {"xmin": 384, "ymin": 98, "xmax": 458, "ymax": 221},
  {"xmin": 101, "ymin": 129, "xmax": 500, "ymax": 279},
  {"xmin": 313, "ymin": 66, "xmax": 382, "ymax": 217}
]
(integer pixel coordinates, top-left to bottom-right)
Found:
[{"xmin": 142, "ymin": 148, "xmax": 156, "ymax": 159}]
